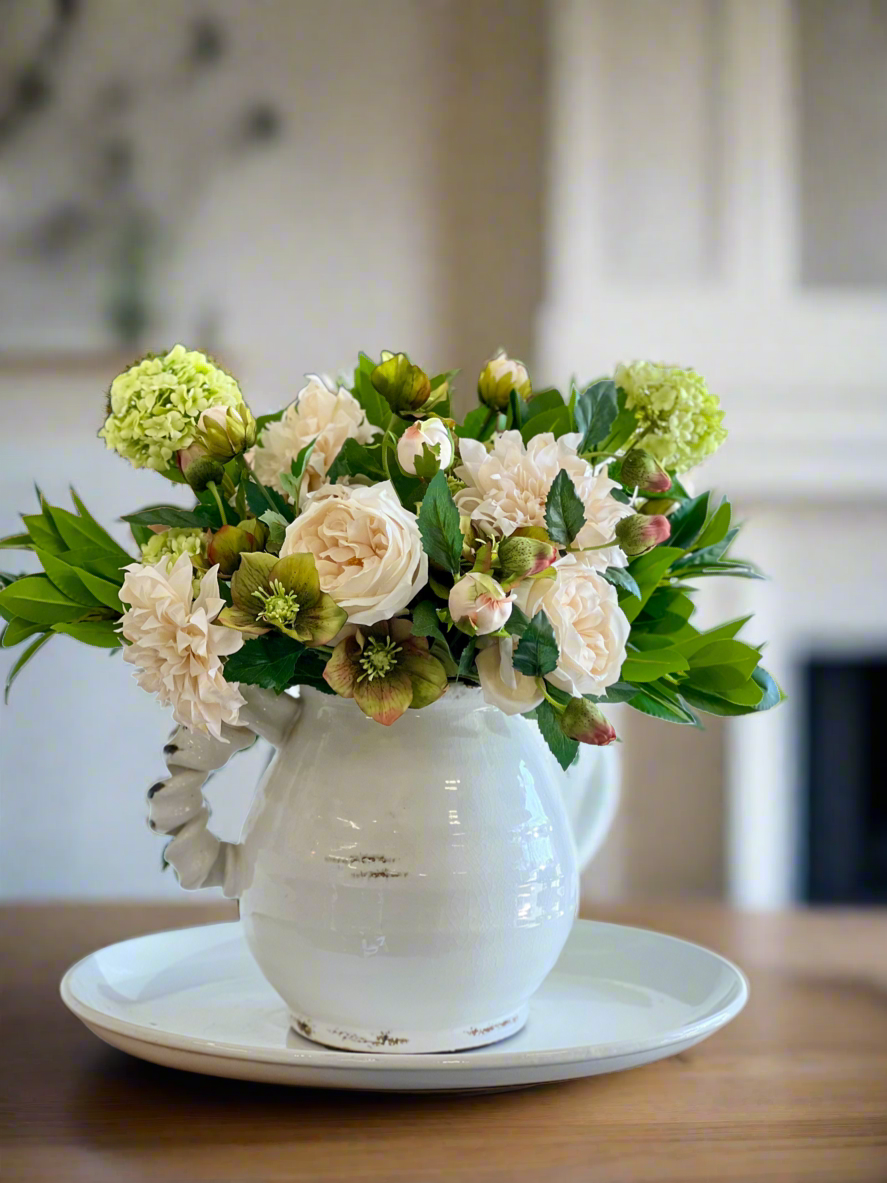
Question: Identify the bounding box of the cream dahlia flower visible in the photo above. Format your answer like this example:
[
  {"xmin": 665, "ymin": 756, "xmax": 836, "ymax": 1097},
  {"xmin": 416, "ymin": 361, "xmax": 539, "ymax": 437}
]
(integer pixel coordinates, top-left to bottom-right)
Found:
[
  {"xmin": 280, "ymin": 482, "xmax": 427, "ymax": 626},
  {"xmin": 455, "ymin": 431, "xmax": 632, "ymax": 568},
  {"xmin": 247, "ymin": 375, "xmax": 378, "ymax": 500},
  {"xmin": 119, "ymin": 555, "xmax": 245, "ymax": 739},
  {"xmin": 518, "ymin": 554, "xmax": 629, "ymax": 697}
]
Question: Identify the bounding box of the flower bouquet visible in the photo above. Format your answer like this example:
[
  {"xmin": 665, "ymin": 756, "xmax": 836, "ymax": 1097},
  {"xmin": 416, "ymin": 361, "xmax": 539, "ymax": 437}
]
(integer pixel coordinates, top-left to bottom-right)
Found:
[{"xmin": 1, "ymin": 345, "xmax": 781, "ymax": 767}]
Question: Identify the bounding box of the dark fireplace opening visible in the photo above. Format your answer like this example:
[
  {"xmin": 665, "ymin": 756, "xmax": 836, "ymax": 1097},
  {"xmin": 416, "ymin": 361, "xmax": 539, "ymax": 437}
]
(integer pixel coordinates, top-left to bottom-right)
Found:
[{"xmin": 804, "ymin": 657, "xmax": 887, "ymax": 904}]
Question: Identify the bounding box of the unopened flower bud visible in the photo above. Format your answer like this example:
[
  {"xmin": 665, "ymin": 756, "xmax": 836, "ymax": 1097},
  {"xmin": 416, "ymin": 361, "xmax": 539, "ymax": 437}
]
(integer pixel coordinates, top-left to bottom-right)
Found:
[
  {"xmin": 497, "ymin": 534, "xmax": 558, "ymax": 589},
  {"xmin": 477, "ymin": 350, "xmax": 531, "ymax": 411},
  {"xmin": 181, "ymin": 454, "xmax": 226, "ymax": 492},
  {"xmin": 396, "ymin": 418, "xmax": 454, "ymax": 475},
  {"xmin": 614, "ymin": 513, "xmax": 671, "ymax": 556},
  {"xmin": 371, "ymin": 352, "xmax": 438, "ymax": 416},
  {"xmin": 560, "ymin": 698, "xmax": 617, "ymax": 746},
  {"xmin": 198, "ymin": 404, "xmax": 257, "ymax": 461},
  {"xmin": 620, "ymin": 449, "xmax": 672, "ymax": 494},
  {"xmin": 206, "ymin": 523, "xmax": 260, "ymax": 576},
  {"xmin": 237, "ymin": 516, "xmax": 268, "ymax": 549},
  {"xmin": 449, "ymin": 571, "xmax": 514, "ymax": 635}
]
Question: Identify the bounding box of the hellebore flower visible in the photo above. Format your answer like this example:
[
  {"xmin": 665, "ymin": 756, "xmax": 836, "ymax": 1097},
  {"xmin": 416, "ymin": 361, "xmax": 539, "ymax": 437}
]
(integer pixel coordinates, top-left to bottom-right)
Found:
[
  {"xmin": 323, "ymin": 622, "xmax": 447, "ymax": 725},
  {"xmin": 219, "ymin": 551, "xmax": 346, "ymax": 644}
]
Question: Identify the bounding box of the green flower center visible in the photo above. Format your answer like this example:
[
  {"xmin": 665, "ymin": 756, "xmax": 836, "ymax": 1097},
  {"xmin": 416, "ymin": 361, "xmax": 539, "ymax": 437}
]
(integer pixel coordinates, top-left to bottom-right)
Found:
[
  {"xmin": 357, "ymin": 636, "xmax": 402, "ymax": 682},
  {"xmin": 254, "ymin": 580, "xmax": 300, "ymax": 629}
]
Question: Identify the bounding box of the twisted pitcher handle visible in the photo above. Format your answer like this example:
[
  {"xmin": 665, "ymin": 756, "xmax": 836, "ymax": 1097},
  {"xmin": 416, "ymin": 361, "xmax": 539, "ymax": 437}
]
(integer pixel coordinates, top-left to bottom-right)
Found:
[{"xmin": 146, "ymin": 686, "xmax": 301, "ymax": 896}]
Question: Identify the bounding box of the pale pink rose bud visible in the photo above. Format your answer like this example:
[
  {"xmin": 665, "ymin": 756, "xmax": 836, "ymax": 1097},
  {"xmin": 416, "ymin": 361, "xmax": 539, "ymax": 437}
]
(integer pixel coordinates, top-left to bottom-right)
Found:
[
  {"xmin": 396, "ymin": 418, "xmax": 454, "ymax": 475},
  {"xmin": 620, "ymin": 449, "xmax": 672, "ymax": 494},
  {"xmin": 614, "ymin": 512, "xmax": 671, "ymax": 556},
  {"xmin": 559, "ymin": 697, "xmax": 617, "ymax": 746},
  {"xmin": 448, "ymin": 572, "xmax": 514, "ymax": 635}
]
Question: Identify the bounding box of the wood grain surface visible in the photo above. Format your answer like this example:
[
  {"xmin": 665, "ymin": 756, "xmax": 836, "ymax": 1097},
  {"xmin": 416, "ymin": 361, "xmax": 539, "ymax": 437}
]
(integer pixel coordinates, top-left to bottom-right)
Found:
[{"xmin": 2, "ymin": 901, "xmax": 885, "ymax": 1183}]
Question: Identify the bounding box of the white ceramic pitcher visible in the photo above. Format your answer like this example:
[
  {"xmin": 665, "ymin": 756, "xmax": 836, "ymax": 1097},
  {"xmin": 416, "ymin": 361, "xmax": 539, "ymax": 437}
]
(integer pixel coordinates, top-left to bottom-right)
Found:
[{"xmin": 147, "ymin": 684, "xmax": 619, "ymax": 1053}]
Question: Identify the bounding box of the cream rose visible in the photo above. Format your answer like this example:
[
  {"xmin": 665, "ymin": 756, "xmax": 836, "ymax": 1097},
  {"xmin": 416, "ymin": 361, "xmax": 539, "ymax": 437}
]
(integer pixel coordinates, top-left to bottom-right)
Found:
[
  {"xmin": 476, "ymin": 635, "xmax": 544, "ymax": 716},
  {"xmin": 247, "ymin": 375, "xmax": 378, "ymax": 500},
  {"xmin": 518, "ymin": 554, "xmax": 629, "ymax": 696},
  {"xmin": 119, "ymin": 555, "xmax": 245, "ymax": 739},
  {"xmin": 280, "ymin": 482, "xmax": 427, "ymax": 626},
  {"xmin": 455, "ymin": 431, "xmax": 631, "ymax": 568}
]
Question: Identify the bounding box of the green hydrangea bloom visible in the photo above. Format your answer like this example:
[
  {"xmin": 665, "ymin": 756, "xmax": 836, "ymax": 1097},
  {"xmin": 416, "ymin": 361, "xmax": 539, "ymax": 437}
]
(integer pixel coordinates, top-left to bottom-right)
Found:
[
  {"xmin": 615, "ymin": 362, "xmax": 727, "ymax": 473},
  {"xmin": 140, "ymin": 528, "xmax": 207, "ymax": 571},
  {"xmin": 100, "ymin": 345, "xmax": 245, "ymax": 471}
]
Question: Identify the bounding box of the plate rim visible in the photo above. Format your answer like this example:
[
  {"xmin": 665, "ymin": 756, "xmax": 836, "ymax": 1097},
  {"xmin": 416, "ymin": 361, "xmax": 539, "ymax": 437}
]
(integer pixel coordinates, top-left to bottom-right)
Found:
[{"xmin": 60, "ymin": 918, "xmax": 749, "ymax": 1073}]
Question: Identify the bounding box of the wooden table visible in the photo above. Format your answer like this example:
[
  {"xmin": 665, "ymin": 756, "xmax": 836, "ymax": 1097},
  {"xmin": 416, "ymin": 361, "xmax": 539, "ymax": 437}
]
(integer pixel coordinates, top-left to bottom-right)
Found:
[{"xmin": 2, "ymin": 902, "xmax": 886, "ymax": 1183}]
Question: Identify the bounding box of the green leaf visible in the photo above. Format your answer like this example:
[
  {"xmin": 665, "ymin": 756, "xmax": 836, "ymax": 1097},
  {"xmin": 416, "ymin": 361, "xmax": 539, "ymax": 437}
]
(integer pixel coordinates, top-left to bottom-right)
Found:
[
  {"xmin": 413, "ymin": 442, "xmax": 442, "ymax": 482},
  {"xmin": 74, "ymin": 571, "xmax": 123, "ymax": 612},
  {"xmin": 523, "ymin": 388, "xmax": 566, "ymax": 422},
  {"xmin": 622, "ymin": 546, "xmax": 685, "ymax": 623},
  {"xmin": 520, "ymin": 404, "xmax": 571, "ymax": 443},
  {"xmin": 667, "ymin": 493, "xmax": 710, "ymax": 549},
  {"xmin": 628, "ymin": 683, "xmax": 700, "ymax": 726},
  {"xmin": 507, "ymin": 388, "xmax": 525, "ymax": 431},
  {"xmin": 255, "ymin": 407, "xmax": 285, "ymax": 436},
  {"xmin": 35, "ymin": 550, "xmax": 104, "ymax": 607},
  {"xmin": 122, "ymin": 505, "xmax": 214, "ymax": 529},
  {"xmin": 457, "ymin": 635, "xmax": 478, "ymax": 679},
  {"xmin": 621, "ymin": 643, "xmax": 689, "ymax": 683},
  {"xmin": 21, "ymin": 513, "xmax": 66, "ymax": 556},
  {"xmin": 513, "ymin": 610, "xmax": 559, "ymax": 678},
  {"xmin": 687, "ymin": 638, "xmax": 761, "ymax": 678},
  {"xmin": 672, "ymin": 530, "xmax": 739, "ymax": 570},
  {"xmin": 259, "ymin": 510, "xmax": 288, "ymax": 555},
  {"xmin": 223, "ymin": 633, "xmax": 309, "ymax": 694},
  {"xmin": 601, "ymin": 566, "xmax": 641, "ymax": 600},
  {"xmin": 0, "ymin": 575, "xmax": 86, "ymax": 625},
  {"xmin": 536, "ymin": 700, "xmax": 578, "ymax": 771},
  {"xmin": 672, "ymin": 558, "xmax": 764, "ymax": 581},
  {"xmin": 593, "ymin": 681, "xmax": 640, "ymax": 704},
  {"xmin": 43, "ymin": 505, "xmax": 120, "ymax": 557},
  {"xmin": 417, "ymin": 471, "xmax": 463, "ymax": 576},
  {"xmin": 5, "ymin": 631, "xmax": 53, "ymax": 702},
  {"xmin": 675, "ymin": 616, "xmax": 751, "ymax": 656},
  {"xmin": 545, "ymin": 470, "xmax": 586, "ymax": 546},
  {"xmin": 57, "ymin": 547, "xmax": 129, "ymax": 584},
  {"xmin": 641, "ymin": 586, "xmax": 695, "ymax": 621},
  {"xmin": 679, "ymin": 683, "xmax": 762, "ymax": 717},
  {"xmin": 411, "ymin": 599, "xmax": 449, "ymax": 650},
  {"xmin": 0, "ymin": 533, "xmax": 34, "ymax": 551},
  {"xmin": 1, "ymin": 617, "xmax": 43, "ymax": 648},
  {"xmin": 574, "ymin": 379, "xmax": 618, "ymax": 451},
  {"xmin": 502, "ymin": 602, "xmax": 531, "ymax": 637},
  {"xmin": 279, "ymin": 439, "xmax": 316, "ymax": 502},
  {"xmin": 694, "ymin": 498, "xmax": 731, "ymax": 551},
  {"xmin": 352, "ymin": 359, "xmax": 390, "ymax": 430},
  {"xmin": 327, "ymin": 437, "xmax": 386, "ymax": 484},
  {"xmin": 52, "ymin": 621, "xmax": 122, "ymax": 649},
  {"xmin": 456, "ymin": 405, "xmax": 498, "ymax": 441},
  {"xmin": 245, "ymin": 477, "xmax": 293, "ymax": 523}
]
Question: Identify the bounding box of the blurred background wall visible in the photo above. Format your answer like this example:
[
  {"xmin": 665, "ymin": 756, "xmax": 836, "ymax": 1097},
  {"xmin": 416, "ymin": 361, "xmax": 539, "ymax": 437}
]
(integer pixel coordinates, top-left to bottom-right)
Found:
[{"xmin": 1, "ymin": 0, "xmax": 885, "ymax": 905}]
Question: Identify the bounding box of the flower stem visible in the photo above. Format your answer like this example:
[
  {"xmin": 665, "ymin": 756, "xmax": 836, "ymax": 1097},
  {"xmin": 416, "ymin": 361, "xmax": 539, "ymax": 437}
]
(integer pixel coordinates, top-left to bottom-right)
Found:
[
  {"xmin": 207, "ymin": 481, "xmax": 228, "ymax": 526},
  {"xmin": 537, "ymin": 680, "xmax": 564, "ymax": 711}
]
